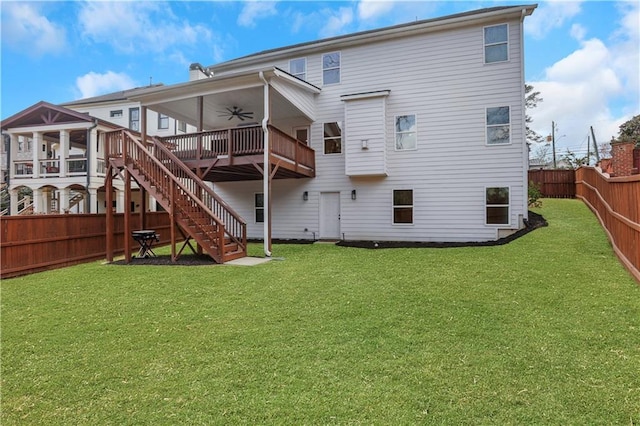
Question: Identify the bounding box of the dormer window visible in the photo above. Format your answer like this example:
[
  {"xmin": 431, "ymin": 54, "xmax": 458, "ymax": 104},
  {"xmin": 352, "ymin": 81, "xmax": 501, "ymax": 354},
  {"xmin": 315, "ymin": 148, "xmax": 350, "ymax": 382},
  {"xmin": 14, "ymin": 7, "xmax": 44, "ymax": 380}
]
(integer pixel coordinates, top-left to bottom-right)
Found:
[
  {"xmin": 484, "ymin": 24, "xmax": 508, "ymax": 63},
  {"xmin": 289, "ymin": 58, "xmax": 306, "ymax": 80}
]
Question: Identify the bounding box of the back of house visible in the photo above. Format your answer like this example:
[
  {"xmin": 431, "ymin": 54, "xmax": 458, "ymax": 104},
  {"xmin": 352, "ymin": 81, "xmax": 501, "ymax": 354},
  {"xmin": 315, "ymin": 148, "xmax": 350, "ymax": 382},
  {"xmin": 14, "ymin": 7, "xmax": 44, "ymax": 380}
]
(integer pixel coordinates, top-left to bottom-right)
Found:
[{"xmin": 186, "ymin": 4, "xmax": 537, "ymax": 243}]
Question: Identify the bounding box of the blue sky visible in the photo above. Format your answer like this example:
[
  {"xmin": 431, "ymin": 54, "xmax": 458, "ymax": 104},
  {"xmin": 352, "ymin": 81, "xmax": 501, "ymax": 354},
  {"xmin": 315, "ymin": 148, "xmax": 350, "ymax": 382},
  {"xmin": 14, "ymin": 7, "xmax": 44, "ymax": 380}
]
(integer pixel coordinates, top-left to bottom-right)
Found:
[{"xmin": 1, "ymin": 1, "xmax": 638, "ymax": 157}]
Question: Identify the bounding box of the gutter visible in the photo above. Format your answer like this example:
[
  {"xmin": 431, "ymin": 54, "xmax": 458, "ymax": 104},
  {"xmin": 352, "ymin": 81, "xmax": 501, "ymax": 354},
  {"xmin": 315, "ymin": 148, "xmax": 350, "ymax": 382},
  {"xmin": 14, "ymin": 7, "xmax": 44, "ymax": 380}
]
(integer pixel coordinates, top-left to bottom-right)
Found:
[{"xmin": 259, "ymin": 71, "xmax": 272, "ymax": 257}]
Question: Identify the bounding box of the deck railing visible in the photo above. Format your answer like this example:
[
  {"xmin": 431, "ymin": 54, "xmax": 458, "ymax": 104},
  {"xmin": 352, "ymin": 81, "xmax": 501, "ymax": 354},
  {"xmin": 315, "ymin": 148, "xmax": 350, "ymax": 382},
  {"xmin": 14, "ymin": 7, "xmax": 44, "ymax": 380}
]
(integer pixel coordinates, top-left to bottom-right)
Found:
[{"xmin": 161, "ymin": 125, "xmax": 315, "ymax": 171}]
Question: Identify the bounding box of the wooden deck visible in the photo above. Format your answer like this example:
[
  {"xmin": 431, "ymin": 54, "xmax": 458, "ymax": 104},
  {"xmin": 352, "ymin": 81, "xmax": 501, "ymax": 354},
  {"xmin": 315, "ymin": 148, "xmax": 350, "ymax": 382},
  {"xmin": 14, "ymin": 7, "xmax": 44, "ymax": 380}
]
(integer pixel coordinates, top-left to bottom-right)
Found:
[{"xmin": 160, "ymin": 125, "xmax": 315, "ymax": 182}]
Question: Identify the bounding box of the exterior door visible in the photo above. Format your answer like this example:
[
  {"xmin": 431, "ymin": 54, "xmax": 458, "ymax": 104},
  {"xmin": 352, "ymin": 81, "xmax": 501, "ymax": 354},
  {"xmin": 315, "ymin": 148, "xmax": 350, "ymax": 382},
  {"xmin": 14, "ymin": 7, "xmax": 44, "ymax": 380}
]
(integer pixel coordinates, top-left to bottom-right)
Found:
[{"xmin": 319, "ymin": 192, "xmax": 340, "ymax": 239}]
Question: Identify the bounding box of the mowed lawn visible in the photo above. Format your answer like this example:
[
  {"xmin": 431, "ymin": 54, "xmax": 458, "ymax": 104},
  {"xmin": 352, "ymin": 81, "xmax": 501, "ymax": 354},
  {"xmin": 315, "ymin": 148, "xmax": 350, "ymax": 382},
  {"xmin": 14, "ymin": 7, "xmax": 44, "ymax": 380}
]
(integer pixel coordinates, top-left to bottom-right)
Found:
[{"xmin": 1, "ymin": 199, "xmax": 638, "ymax": 425}]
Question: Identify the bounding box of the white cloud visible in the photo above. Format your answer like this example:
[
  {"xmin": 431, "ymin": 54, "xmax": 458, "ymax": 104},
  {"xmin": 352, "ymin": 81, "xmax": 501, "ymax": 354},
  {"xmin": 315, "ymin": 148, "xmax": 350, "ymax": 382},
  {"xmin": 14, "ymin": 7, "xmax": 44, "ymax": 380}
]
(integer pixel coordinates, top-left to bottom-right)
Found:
[
  {"xmin": 237, "ymin": 1, "xmax": 278, "ymax": 28},
  {"xmin": 78, "ymin": 2, "xmax": 212, "ymax": 54},
  {"xmin": 529, "ymin": 33, "xmax": 634, "ymax": 155},
  {"xmin": 570, "ymin": 23, "xmax": 586, "ymax": 41},
  {"xmin": 525, "ymin": 1, "xmax": 582, "ymax": 39},
  {"xmin": 357, "ymin": 0, "xmax": 395, "ymax": 21},
  {"xmin": 75, "ymin": 71, "xmax": 137, "ymax": 99},
  {"xmin": 0, "ymin": 2, "xmax": 67, "ymax": 57},
  {"xmin": 320, "ymin": 7, "xmax": 354, "ymax": 38}
]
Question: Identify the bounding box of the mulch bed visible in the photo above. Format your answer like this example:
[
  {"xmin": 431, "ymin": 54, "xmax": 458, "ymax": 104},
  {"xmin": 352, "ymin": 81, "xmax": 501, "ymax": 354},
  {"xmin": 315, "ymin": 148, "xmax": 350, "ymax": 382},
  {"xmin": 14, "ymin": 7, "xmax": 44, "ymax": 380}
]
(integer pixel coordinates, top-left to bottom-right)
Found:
[
  {"xmin": 111, "ymin": 211, "xmax": 547, "ymax": 265},
  {"xmin": 336, "ymin": 211, "xmax": 548, "ymax": 249}
]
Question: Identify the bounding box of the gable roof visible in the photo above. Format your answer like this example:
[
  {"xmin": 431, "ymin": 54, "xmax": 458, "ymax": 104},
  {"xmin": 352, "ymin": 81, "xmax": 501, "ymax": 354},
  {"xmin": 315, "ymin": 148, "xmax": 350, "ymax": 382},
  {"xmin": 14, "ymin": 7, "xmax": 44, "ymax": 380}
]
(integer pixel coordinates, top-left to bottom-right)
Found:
[
  {"xmin": 206, "ymin": 4, "xmax": 537, "ymax": 73},
  {"xmin": 1, "ymin": 101, "xmax": 119, "ymax": 131}
]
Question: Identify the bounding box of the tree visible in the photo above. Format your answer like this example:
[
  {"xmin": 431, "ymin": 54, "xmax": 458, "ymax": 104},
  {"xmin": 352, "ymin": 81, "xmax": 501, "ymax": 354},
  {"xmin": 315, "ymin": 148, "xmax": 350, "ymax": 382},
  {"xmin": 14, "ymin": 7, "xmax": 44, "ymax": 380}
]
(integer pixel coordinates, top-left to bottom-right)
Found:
[
  {"xmin": 617, "ymin": 114, "xmax": 640, "ymax": 142},
  {"xmin": 560, "ymin": 149, "xmax": 592, "ymax": 170},
  {"xmin": 525, "ymin": 84, "xmax": 544, "ymax": 145},
  {"xmin": 530, "ymin": 143, "xmax": 551, "ymax": 167}
]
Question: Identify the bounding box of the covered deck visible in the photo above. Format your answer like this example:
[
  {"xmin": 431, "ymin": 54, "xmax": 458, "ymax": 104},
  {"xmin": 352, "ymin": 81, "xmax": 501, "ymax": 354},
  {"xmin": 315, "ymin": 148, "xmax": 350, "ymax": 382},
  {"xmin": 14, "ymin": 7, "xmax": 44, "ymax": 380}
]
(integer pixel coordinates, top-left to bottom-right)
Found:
[{"xmin": 160, "ymin": 124, "xmax": 314, "ymax": 182}]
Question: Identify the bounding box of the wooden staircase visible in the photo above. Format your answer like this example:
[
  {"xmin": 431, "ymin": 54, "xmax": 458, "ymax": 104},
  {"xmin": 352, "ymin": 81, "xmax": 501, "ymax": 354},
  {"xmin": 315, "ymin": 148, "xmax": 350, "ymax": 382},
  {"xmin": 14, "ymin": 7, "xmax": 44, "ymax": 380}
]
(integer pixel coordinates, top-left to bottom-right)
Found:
[{"xmin": 106, "ymin": 130, "xmax": 247, "ymax": 263}]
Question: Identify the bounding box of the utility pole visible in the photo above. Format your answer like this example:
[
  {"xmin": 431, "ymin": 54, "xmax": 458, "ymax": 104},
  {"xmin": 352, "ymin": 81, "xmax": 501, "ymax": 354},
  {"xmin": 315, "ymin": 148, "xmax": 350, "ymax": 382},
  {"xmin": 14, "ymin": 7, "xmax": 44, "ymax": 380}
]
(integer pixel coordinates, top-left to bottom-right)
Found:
[
  {"xmin": 590, "ymin": 126, "xmax": 600, "ymax": 162},
  {"xmin": 552, "ymin": 121, "xmax": 557, "ymax": 169},
  {"xmin": 587, "ymin": 135, "xmax": 591, "ymax": 166}
]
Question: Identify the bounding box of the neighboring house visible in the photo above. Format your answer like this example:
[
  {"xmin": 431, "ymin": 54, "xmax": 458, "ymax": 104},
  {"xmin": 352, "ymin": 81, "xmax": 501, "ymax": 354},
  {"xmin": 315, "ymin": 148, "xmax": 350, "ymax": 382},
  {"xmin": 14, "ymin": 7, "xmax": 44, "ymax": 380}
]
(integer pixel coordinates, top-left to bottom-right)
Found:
[
  {"xmin": 60, "ymin": 84, "xmax": 194, "ymax": 137},
  {"xmin": 123, "ymin": 4, "xmax": 537, "ymax": 248},
  {"xmin": 0, "ymin": 102, "xmax": 153, "ymax": 215}
]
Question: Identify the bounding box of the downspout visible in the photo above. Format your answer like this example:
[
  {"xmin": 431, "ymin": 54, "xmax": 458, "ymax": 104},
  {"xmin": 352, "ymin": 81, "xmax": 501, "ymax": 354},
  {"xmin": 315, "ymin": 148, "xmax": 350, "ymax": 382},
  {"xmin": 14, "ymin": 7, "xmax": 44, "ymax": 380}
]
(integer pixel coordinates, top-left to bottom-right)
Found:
[
  {"xmin": 259, "ymin": 71, "xmax": 272, "ymax": 257},
  {"xmin": 86, "ymin": 119, "xmax": 98, "ymax": 213},
  {"xmin": 520, "ymin": 8, "xmax": 529, "ymax": 227}
]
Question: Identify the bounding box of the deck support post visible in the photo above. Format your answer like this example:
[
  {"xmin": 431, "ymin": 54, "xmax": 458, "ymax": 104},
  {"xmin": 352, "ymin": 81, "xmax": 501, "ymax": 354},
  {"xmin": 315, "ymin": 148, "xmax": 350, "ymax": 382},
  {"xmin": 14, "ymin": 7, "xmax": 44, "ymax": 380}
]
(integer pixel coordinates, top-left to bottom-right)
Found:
[
  {"xmin": 105, "ymin": 166, "xmax": 114, "ymax": 262},
  {"xmin": 260, "ymin": 71, "xmax": 272, "ymax": 256},
  {"xmin": 124, "ymin": 168, "xmax": 132, "ymax": 263}
]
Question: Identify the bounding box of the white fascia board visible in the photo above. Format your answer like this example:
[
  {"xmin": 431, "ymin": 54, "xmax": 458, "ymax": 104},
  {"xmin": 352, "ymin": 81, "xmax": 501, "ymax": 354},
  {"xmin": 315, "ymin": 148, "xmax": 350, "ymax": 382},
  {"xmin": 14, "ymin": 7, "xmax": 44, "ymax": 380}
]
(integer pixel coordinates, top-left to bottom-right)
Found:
[
  {"xmin": 272, "ymin": 69, "xmax": 322, "ymax": 94},
  {"xmin": 5, "ymin": 122, "xmax": 95, "ymax": 134}
]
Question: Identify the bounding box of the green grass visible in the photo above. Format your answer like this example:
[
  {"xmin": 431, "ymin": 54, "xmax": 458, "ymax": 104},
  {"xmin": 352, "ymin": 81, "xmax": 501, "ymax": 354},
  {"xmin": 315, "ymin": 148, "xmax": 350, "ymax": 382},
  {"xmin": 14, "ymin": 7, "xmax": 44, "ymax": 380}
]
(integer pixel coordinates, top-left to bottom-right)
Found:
[{"xmin": 2, "ymin": 199, "xmax": 639, "ymax": 425}]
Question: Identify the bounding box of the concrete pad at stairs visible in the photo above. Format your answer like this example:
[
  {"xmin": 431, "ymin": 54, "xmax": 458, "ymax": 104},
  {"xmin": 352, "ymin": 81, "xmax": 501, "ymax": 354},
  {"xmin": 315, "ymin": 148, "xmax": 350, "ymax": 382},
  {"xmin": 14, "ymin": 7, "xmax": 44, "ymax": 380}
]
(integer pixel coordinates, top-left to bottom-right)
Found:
[{"xmin": 225, "ymin": 256, "xmax": 272, "ymax": 266}]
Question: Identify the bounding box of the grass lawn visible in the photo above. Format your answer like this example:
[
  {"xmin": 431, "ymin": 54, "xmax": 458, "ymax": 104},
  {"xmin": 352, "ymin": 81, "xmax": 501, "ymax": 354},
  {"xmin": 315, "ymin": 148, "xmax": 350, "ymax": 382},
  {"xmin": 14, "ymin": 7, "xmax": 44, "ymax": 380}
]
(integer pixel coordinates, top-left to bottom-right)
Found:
[{"xmin": 2, "ymin": 199, "xmax": 639, "ymax": 425}]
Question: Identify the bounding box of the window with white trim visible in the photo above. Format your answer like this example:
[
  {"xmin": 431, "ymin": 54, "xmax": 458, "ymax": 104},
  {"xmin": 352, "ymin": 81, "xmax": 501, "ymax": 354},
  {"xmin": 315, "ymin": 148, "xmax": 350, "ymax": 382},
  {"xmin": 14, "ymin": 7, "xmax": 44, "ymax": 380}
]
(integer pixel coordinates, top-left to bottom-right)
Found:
[
  {"xmin": 395, "ymin": 115, "xmax": 417, "ymax": 150},
  {"xmin": 393, "ymin": 189, "xmax": 413, "ymax": 224},
  {"xmin": 486, "ymin": 187, "xmax": 510, "ymax": 225},
  {"xmin": 322, "ymin": 52, "xmax": 340, "ymax": 85},
  {"xmin": 158, "ymin": 113, "xmax": 169, "ymax": 129},
  {"xmin": 323, "ymin": 122, "xmax": 342, "ymax": 154},
  {"xmin": 110, "ymin": 110, "xmax": 123, "ymax": 118},
  {"xmin": 178, "ymin": 120, "xmax": 187, "ymax": 133},
  {"xmin": 129, "ymin": 107, "xmax": 139, "ymax": 132},
  {"xmin": 484, "ymin": 24, "xmax": 508, "ymax": 63},
  {"xmin": 255, "ymin": 193, "xmax": 264, "ymax": 223},
  {"xmin": 486, "ymin": 106, "xmax": 510, "ymax": 145},
  {"xmin": 289, "ymin": 58, "xmax": 306, "ymax": 80}
]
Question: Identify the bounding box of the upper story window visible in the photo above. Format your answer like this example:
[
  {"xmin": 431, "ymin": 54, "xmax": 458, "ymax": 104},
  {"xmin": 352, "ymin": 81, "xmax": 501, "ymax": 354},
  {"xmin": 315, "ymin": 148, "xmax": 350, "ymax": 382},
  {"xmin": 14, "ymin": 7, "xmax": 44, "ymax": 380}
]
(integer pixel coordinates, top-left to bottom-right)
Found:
[
  {"xmin": 158, "ymin": 113, "xmax": 169, "ymax": 130},
  {"xmin": 255, "ymin": 193, "xmax": 264, "ymax": 223},
  {"xmin": 289, "ymin": 58, "xmax": 306, "ymax": 80},
  {"xmin": 395, "ymin": 115, "xmax": 417, "ymax": 150},
  {"xmin": 486, "ymin": 187, "xmax": 510, "ymax": 225},
  {"xmin": 110, "ymin": 110, "xmax": 123, "ymax": 118},
  {"xmin": 323, "ymin": 122, "xmax": 342, "ymax": 154},
  {"xmin": 393, "ymin": 189, "xmax": 413, "ymax": 224},
  {"xmin": 484, "ymin": 24, "xmax": 508, "ymax": 63},
  {"xmin": 486, "ymin": 106, "xmax": 510, "ymax": 145},
  {"xmin": 322, "ymin": 52, "xmax": 340, "ymax": 85},
  {"xmin": 178, "ymin": 120, "xmax": 187, "ymax": 133},
  {"xmin": 129, "ymin": 107, "xmax": 140, "ymax": 132}
]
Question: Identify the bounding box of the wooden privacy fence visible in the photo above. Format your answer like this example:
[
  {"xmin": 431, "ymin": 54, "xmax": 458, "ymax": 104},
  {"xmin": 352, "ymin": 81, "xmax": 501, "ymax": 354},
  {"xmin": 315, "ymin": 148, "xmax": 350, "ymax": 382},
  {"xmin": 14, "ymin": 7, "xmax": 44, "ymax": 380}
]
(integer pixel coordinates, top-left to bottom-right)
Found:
[
  {"xmin": 1, "ymin": 212, "xmax": 174, "ymax": 279},
  {"xmin": 576, "ymin": 167, "xmax": 640, "ymax": 283},
  {"xmin": 528, "ymin": 169, "xmax": 576, "ymax": 198}
]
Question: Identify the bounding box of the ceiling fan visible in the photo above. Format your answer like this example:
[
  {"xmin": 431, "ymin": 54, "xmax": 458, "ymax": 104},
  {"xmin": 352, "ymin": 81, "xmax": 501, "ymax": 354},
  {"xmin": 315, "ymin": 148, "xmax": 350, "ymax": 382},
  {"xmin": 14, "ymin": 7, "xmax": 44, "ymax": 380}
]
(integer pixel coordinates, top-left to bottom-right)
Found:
[{"xmin": 217, "ymin": 106, "xmax": 254, "ymax": 121}]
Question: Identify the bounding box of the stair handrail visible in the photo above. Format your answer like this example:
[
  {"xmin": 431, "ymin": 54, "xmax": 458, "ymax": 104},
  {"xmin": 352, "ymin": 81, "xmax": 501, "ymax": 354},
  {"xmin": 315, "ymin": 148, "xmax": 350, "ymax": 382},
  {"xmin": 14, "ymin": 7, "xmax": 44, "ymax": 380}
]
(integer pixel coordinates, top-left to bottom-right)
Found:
[
  {"xmin": 148, "ymin": 135, "xmax": 247, "ymax": 248},
  {"xmin": 111, "ymin": 129, "xmax": 246, "ymax": 251}
]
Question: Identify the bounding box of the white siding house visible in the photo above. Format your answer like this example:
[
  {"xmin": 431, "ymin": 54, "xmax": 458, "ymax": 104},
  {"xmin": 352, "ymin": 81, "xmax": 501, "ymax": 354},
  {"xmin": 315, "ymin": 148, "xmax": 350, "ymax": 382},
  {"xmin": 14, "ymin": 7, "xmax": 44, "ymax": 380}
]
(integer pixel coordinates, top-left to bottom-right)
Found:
[{"xmin": 126, "ymin": 4, "xmax": 536, "ymax": 244}]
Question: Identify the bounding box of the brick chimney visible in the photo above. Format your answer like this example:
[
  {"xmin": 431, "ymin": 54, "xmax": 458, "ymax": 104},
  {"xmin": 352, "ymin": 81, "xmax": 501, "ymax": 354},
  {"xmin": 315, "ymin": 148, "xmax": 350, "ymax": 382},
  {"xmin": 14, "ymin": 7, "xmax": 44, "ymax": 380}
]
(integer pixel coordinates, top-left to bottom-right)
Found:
[{"xmin": 610, "ymin": 140, "xmax": 638, "ymax": 177}]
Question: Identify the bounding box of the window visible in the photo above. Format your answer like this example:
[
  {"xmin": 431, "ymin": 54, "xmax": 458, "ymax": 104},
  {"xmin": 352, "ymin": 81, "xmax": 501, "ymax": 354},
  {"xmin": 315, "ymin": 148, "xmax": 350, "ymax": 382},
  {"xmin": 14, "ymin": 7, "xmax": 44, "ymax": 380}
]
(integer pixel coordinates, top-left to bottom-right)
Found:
[
  {"xmin": 110, "ymin": 110, "xmax": 123, "ymax": 118},
  {"xmin": 289, "ymin": 58, "xmax": 306, "ymax": 80},
  {"xmin": 484, "ymin": 24, "xmax": 508, "ymax": 63},
  {"xmin": 294, "ymin": 126, "xmax": 309, "ymax": 145},
  {"xmin": 486, "ymin": 187, "xmax": 510, "ymax": 225},
  {"xmin": 323, "ymin": 122, "xmax": 342, "ymax": 154},
  {"xmin": 393, "ymin": 190, "xmax": 413, "ymax": 224},
  {"xmin": 322, "ymin": 52, "xmax": 340, "ymax": 85},
  {"xmin": 158, "ymin": 113, "xmax": 169, "ymax": 129},
  {"xmin": 255, "ymin": 193, "xmax": 264, "ymax": 223},
  {"xmin": 178, "ymin": 120, "xmax": 187, "ymax": 133},
  {"xmin": 395, "ymin": 115, "xmax": 417, "ymax": 150},
  {"xmin": 129, "ymin": 108, "xmax": 140, "ymax": 131},
  {"xmin": 486, "ymin": 106, "xmax": 510, "ymax": 145}
]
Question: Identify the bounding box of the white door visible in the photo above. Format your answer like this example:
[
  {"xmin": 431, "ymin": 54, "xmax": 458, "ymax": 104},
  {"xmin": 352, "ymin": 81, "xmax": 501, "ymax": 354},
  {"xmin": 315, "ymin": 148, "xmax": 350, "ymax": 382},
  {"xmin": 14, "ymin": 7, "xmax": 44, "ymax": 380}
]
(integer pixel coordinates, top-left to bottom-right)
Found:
[{"xmin": 319, "ymin": 192, "xmax": 340, "ymax": 239}]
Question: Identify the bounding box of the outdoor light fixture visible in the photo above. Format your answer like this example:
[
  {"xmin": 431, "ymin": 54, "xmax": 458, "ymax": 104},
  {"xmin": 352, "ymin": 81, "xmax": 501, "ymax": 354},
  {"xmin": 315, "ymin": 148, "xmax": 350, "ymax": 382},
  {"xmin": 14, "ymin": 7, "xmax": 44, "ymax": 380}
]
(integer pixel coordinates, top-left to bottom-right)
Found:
[
  {"xmin": 351, "ymin": 189, "xmax": 357, "ymax": 200},
  {"xmin": 303, "ymin": 191, "xmax": 308, "ymax": 201}
]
